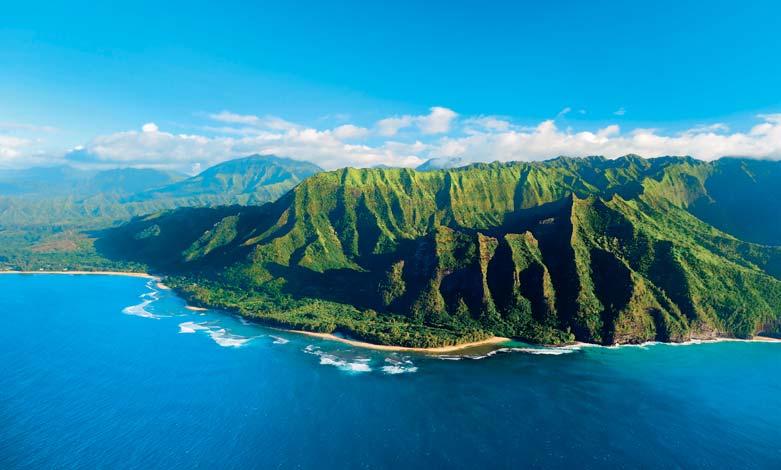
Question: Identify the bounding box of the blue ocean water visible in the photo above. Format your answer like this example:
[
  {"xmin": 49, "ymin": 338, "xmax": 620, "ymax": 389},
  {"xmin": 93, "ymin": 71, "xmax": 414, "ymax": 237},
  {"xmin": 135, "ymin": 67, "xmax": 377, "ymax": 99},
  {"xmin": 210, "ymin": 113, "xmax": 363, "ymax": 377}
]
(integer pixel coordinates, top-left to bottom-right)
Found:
[{"xmin": 1, "ymin": 274, "xmax": 780, "ymax": 469}]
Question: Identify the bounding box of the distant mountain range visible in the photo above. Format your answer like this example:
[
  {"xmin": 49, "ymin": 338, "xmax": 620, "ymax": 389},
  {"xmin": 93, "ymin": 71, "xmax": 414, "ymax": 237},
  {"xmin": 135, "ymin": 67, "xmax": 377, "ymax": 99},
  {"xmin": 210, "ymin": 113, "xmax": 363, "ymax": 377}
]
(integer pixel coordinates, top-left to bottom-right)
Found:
[
  {"xmin": 416, "ymin": 156, "xmax": 467, "ymax": 171},
  {"xmin": 0, "ymin": 166, "xmax": 185, "ymax": 198},
  {"xmin": 130, "ymin": 155, "xmax": 322, "ymax": 206},
  {"xmin": 95, "ymin": 155, "xmax": 781, "ymax": 348},
  {"xmin": 0, "ymin": 154, "xmax": 322, "ymax": 272},
  {"xmin": 0, "ymin": 154, "xmax": 322, "ymax": 228}
]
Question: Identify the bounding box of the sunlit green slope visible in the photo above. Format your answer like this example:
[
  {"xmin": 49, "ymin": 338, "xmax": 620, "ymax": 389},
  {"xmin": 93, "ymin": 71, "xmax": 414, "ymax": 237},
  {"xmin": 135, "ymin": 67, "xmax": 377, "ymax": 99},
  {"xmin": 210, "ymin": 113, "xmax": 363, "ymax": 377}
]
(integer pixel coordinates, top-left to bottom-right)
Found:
[{"xmin": 100, "ymin": 156, "xmax": 781, "ymax": 347}]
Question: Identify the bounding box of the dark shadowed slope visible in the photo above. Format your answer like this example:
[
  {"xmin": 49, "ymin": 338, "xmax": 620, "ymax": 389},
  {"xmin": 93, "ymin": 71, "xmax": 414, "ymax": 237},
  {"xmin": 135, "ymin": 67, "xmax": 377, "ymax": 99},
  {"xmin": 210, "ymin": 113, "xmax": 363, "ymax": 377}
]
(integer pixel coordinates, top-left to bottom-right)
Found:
[{"xmin": 97, "ymin": 156, "xmax": 781, "ymax": 348}]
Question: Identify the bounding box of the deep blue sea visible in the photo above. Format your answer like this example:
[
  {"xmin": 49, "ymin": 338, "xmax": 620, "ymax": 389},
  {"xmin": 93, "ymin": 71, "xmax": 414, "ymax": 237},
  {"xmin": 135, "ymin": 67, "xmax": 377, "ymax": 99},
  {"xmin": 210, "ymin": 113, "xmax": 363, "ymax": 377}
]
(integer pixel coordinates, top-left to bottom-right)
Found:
[{"xmin": 1, "ymin": 274, "xmax": 780, "ymax": 469}]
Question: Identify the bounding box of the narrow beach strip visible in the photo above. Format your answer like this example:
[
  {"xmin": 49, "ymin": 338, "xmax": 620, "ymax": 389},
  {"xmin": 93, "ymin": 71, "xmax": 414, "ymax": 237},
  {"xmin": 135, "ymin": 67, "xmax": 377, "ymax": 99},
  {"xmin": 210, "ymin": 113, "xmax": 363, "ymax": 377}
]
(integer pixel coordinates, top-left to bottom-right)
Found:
[
  {"xmin": 291, "ymin": 330, "xmax": 510, "ymax": 353},
  {"xmin": 0, "ymin": 270, "xmax": 156, "ymax": 278}
]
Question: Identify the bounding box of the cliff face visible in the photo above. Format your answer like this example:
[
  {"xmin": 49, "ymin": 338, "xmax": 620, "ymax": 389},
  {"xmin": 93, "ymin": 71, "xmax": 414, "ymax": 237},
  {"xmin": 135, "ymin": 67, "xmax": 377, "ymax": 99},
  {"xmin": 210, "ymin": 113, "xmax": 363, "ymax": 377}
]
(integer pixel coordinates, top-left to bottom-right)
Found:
[{"xmin": 101, "ymin": 156, "xmax": 781, "ymax": 346}]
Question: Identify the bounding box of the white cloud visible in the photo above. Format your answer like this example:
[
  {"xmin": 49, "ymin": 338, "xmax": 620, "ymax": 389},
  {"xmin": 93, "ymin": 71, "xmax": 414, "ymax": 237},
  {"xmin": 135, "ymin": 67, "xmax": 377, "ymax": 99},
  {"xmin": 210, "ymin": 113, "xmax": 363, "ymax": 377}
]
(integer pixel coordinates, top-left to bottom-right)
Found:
[
  {"xmin": 0, "ymin": 135, "xmax": 29, "ymax": 159},
  {"xmin": 557, "ymin": 107, "xmax": 572, "ymax": 118},
  {"xmin": 463, "ymin": 116, "xmax": 512, "ymax": 132},
  {"xmin": 686, "ymin": 123, "xmax": 729, "ymax": 134},
  {"xmin": 208, "ymin": 111, "xmax": 261, "ymax": 125},
  {"xmin": 614, "ymin": 107, "xmax": 626, "ymax": 116},
  {"xmin": 0, "ymin": 122, "xmax": 59, "ymax": 167},
  {"xmin": 207, "ymin": 111, "xmax": 299, "ymax": 131},
  {"xmin": 8, "ymin": 108, "xmax": 781, "ymax": 173},
  {"xmin": 376, "ymin": 115, "xmax": 414, "ymax": 136},
  {"xmin": 758, "ymin": 113, "xmax": 781, "ymax": 124},
  {"xmin": 0, "ymin": 135, "xmax": 57, "ymax": 169},
  {"xmin": 417, "ymin": 106, "xmax": 457, "ymax": 134},
  {"xmin": 332, "ymin": 124, "xmax": 369, "ymax": 140},
  {"xmin": 426, "ymin": 115, "xmax": 781, "ymax": 163},
  {"xmin": 375, "ymin": 107, "xmax": 457, "ymax": 136},
  {"xmin": 81, "ymin": 122, "xmax": 423, "ymax": 171}
]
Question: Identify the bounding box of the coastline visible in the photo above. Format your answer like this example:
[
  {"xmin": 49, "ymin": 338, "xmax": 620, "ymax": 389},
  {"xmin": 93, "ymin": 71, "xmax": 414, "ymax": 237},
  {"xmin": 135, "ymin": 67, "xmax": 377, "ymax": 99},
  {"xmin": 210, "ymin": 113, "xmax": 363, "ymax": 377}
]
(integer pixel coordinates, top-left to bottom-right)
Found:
[
  {"xmin": 290, "ymin": 330, "xmax": 511, "ymax": 353},
  {"xmin": 0, "ymin": 270, "xmax": 158, "ymax": 279},
  {"xmin": 575, "ymin": 335, "xmax": 781, "ymax": 350},
  {"xmin": 4, "ymin": 270, "xmax": 778, "ymax": 352},
  {"xmin": 751, "ymin": 335, "xmax": 781, "ymax": 342}
]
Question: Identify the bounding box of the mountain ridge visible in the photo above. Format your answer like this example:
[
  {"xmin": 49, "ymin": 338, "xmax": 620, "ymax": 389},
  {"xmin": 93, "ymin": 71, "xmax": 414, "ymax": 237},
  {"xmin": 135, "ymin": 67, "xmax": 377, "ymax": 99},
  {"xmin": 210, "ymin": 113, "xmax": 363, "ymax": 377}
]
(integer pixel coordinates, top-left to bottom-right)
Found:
[
  {"xmin": 96, "ymin": 155, "xmax": 781, "ymax": 348},
  {"xmin": 0, "ymin": 154, "xmax": 323, "ymax": 271}
]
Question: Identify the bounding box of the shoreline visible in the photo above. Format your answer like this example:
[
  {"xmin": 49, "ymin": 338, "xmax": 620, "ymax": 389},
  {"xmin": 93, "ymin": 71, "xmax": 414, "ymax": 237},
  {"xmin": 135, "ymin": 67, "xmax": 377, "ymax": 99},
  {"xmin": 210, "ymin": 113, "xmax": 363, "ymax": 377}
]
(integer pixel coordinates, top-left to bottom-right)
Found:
[
  {"xmin": 0, "ymin": 270, "xmax": 169, "ymax": 289},
  {"xmin": 290, "ymin": 330, "xmax": 511, "ymax": 353},
  {"xmin": 575, "ymin": 335, "xmax": 781, "ymax": 350},
  {"xmin": 4, "ymin": 270, "xmax": 779, "ymax": 352},
  {"xmin": 750, "ymin": 335, "xmax": 781, "ymax": 342},
  {"xmin": 0, "ymin": 270, "xmax": 158, "ymax": 279}
]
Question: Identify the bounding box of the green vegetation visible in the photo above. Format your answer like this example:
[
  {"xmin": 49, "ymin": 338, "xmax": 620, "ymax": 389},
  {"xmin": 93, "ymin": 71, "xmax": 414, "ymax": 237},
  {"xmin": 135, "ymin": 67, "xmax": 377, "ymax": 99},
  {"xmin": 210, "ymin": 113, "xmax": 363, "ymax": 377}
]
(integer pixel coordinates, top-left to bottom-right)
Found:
[
  {"xmin": 0, "ymin": 155, "xmax": 322, "ymax": 270},
  {"xmin": 91, "ymin": 155, "xmax": 781, "ymax": 347}
]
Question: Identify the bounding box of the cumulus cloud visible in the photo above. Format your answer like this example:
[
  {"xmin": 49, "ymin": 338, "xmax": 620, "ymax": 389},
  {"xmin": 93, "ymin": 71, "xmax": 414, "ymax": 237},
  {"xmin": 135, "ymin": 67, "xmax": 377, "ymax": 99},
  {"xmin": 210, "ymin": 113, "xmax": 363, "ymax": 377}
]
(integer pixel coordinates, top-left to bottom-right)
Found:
[
  {"xmin": 8, "ymin": 107, "xmax": 781, "ymax": 173},
  {"xmin": 758, "ymin": 113, "xmax": 781, "ymax": 124},
  {"xmin": 0, "ymin": 135, "xmax": 29, "ymax": 159},
  {"xmin": 417, "ymin": 106, "xmax": 458, "ymax": 134},
  {"xmin": 0, "ymin": 121, "xmax": 61, "ymax": 168},
  {"xmin": 332, "ymin": 124, "xmax": 369, "ymax": 140},
  {"xmin": 0, "ymin": 134, "xmax": 59, "ymax": 169},
  {"xmin": 376, "ymin": 106, "xmax": 457, "ymax": 136},
  {"xmin": 427, "ymin": 115, "xmax": 781, "ymax": 163},
  {"xmin": 376, "ymin": 115, "xmax": 414, "ymax": 136},
  {"xmin": 80, "ymin": 122, "xmax": 423, "ymax": 172},
  {"xmin": 70, "ymin": 113, "xmax": 781, "ymax": 171}
]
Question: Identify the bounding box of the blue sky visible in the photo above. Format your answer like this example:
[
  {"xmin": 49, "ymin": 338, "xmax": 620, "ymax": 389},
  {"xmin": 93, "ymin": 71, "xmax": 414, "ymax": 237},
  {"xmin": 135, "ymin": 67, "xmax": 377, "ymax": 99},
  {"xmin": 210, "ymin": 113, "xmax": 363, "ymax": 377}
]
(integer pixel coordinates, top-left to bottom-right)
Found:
[{"xmin": 2, "ymin": 0, "xmax": 781, "ymax": 171}]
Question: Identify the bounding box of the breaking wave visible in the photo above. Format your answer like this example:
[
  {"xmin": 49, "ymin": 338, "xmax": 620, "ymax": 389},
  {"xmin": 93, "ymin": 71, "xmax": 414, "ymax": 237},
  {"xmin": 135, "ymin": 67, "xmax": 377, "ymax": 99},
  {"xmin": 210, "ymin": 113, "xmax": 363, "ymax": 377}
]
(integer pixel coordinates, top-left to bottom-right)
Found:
[
  {"xmin": 381, "ymin": 356, "xmax": 418, "ymax": 375},
  {"xmin": 122, "ymin": 281, "xmax": 163, "ymax": 319},
  {"xmin": 436, "ymin": 344, "xmax": 582, "ymax": 360},
  {"xmin": 270, "ymin": 335, "xmax": 290, "ymax": 345},
  {"xmin": 303, "ymin": 345, "xmax": 373, "ymax": 373},
  {"xmin": 177, "ymin": 321, "xmax": 258, "ymax": 348}
]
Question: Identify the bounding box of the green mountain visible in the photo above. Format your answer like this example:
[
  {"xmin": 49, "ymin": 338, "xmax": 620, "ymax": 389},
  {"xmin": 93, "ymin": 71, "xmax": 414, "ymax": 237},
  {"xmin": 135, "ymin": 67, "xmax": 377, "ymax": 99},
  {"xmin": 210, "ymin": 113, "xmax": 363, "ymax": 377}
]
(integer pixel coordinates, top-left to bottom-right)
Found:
[
  {"xmin": 675, "ymin": 158, "xmax": 781, "ymax": 246},
  {"xmin": 0, "ymin": 166, "xmax": 185, "ymax": 198},
  {"xmin": 0, "ymin": 155, "xmax": 322, "ymax": 270},
  {"xmin": 97, "ymin": 155, "xmax": 781, "ymax": 348},
  {"xmin": 131, "ymin": 154, "xmax": 322, "ymax": 206}
]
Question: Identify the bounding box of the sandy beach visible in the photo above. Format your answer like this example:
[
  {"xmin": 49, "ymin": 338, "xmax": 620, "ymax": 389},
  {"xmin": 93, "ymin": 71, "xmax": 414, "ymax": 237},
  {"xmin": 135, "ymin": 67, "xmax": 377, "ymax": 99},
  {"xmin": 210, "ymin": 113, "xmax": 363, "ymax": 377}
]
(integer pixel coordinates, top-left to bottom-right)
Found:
[
  {"xmin": 749, "ymin": 335, "xmax": 781, "ymax": 342},
  {"xmin": 290, "ymin": 330, "xmax": 511, "ymax": 353},
  {"xmin": 0, "ymin": 270, "xmax": 157, "ymax": 279},
  {"xmin": 0, "ymin": 270, "xmax": 169, "ymax": 288},
  {"xmin": 6, "ymin": 270, "xmax": 778, "ymax": 350}
]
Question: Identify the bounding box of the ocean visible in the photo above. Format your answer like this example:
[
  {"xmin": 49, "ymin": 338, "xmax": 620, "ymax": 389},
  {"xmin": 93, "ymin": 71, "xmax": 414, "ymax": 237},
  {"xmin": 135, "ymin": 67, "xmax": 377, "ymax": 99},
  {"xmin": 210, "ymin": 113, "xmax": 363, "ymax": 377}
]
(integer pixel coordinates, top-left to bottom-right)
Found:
[{"xmin": 1, "ymin": 274, "xmax": 780, "ymax": 468}]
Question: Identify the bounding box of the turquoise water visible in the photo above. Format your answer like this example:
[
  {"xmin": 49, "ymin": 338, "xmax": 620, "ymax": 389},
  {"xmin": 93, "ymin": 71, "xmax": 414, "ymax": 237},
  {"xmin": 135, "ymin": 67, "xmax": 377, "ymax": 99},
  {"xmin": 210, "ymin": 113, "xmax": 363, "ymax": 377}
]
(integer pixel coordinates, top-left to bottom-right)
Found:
[{"xmin": 1, "ymin": 274, "xmax": 780, "ymax": 469}]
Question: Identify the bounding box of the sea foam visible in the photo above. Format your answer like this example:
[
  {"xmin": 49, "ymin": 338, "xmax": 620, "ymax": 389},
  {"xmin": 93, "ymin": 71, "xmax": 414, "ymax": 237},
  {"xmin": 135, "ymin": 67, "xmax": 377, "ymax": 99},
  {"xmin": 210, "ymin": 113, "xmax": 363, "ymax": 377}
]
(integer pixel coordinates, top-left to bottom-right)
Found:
[
  {"xmin": 303, "ymin": 345, "xmax": 373, "ymax": 373},
  {"xmin": 270, "ymin": 335, "xmax": 290, "ymax": 345},
  {"xmin": 178, "ymin": 321, "xmax": 210, "ymax": 334},
  {"xmin": 122, "ymin": 281, "xmax": 163, "ymax": 319},
  {"xmin": 381, "ymin": 356, "xmax": 418, "ymax": 375},
  {"xmin": 177, "ymin": 321, "xmax": 257, "ymax": 347},
  {"xmin": 437, "ymin": 344, "xmax": 581, "ymax": 360}
]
